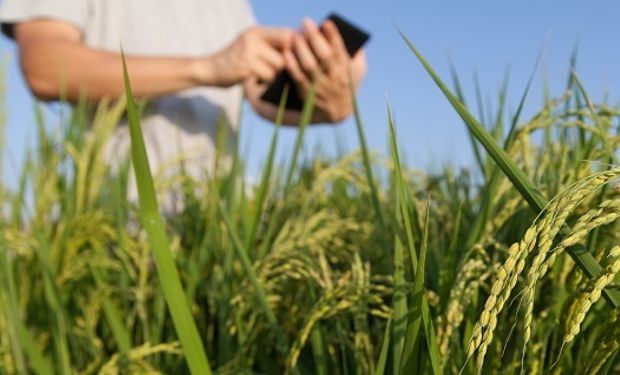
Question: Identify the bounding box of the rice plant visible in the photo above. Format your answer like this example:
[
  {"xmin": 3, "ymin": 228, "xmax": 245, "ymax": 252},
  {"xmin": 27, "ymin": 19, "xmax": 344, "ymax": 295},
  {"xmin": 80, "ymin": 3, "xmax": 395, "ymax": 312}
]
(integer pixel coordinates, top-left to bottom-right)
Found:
[{"xmin": 0, "ymin": 32, "xmax": 619, "ymax": 375}]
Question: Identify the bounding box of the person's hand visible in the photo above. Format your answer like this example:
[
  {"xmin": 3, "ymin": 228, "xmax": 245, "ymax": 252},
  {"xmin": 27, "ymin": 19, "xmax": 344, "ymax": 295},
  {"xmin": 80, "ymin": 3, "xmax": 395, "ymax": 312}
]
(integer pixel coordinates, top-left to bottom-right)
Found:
[
  {"xmin": 285, "ymin": 18, "xmax": 367, "ymax": 123},
  {"xmin": 206, "ymin": 26, "xmax": 294, "ymax": 87},
  {"xmin": 243, "ymin": 18, "xmax": 367, "ymax": 126}
]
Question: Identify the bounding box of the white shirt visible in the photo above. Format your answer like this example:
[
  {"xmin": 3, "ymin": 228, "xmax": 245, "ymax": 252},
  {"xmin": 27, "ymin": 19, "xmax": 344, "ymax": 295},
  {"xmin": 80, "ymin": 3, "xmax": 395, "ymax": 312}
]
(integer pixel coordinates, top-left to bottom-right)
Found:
[{"xmin": 1, "ymin": 0, "xmax": 256, "ymax": 198}]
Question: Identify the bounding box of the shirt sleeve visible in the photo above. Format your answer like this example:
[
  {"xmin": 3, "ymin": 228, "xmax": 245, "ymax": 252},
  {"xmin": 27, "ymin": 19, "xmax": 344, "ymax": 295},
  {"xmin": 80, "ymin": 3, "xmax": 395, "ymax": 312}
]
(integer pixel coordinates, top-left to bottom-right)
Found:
[{"xmin": 0, "ymin": 0, "xmax": 88, "ymax": 39}]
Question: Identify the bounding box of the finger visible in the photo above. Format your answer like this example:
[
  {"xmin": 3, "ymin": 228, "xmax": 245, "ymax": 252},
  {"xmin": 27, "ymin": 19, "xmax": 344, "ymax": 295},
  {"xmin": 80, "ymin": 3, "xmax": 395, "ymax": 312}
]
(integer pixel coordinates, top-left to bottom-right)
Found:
[
  {"xmin": 257, "ymin": 43, "xmax": 285, "ymax": 71},
  {"xmin": 252, "ymin": 60, "xmax": 278, "ymax": 83},
  {"xmin": 256, "ymin": 27, "xmax": 295, "ymax": 49},
  {"xmin": 293, "ymin": 33, "xmax": 320, "ymax": 78},
  {"xmin": 243, "ymin": 76, "xmax": 267, "ymax": 98},
  {"xmin": 284, "ymin": 49, "xmax": 310, "ymax": 90},
  {"xmin": 321, "ymin": 20, "xmax": 348, "ymax": 61},
  {"xmin": 302, "ymin": 18, "xmax": 333, "ymax": 64}
]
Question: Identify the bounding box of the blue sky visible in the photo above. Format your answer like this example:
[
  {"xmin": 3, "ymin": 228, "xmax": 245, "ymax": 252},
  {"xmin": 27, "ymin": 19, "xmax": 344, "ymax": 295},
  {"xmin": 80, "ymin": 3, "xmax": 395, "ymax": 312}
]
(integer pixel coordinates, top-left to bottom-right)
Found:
[{"xmin": 2, "ymin": 1, "xmax": 620, "ymax": 186}]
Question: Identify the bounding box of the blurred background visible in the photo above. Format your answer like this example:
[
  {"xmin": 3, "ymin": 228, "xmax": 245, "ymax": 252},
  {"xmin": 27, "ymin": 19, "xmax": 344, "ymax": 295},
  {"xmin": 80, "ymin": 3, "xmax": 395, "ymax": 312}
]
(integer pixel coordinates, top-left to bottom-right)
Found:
[{"xmin": 1, "ymin": 0, "xmax": 619, "ymax": 186}]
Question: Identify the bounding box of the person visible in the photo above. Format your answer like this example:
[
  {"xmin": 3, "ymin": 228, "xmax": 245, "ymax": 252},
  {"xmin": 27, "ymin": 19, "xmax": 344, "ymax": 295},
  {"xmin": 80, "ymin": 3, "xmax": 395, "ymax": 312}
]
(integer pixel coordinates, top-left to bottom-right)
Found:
[{"xmin": 0, "ymin": 0, "xmax": 367, "ymax": 199}]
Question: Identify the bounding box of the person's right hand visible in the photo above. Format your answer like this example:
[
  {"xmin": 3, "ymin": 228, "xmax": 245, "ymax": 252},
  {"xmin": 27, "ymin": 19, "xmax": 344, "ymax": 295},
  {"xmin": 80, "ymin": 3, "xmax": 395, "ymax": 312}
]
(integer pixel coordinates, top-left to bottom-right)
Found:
[{"xmin": 206, "ymin": 26, "xmax": 295, "ymax": 88}]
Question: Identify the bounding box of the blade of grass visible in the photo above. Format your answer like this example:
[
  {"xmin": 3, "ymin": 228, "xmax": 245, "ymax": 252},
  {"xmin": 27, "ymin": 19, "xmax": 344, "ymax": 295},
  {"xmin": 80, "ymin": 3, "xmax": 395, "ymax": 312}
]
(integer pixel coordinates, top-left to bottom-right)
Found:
[
  {"xmin": 284, "ymin": 81, "xmax": 318, "ymax": 193},
  {"xmin": 599, "ymin": 350, "xmax": 618, "ymax": 375},
  {"xmin": 571, "ymin": 70, "xmax": 612, "ymax": 155},
  {"xmin": 245, "ymin": 85, "xmax": 289, "ymax": 250},
  {"xmin": 33, "ymin": 231, "xmax": 70, "ymax": 375},
  {"xmin": 0, "ymin": 248, "xmax": 52, "ymax": 375},
  {"xmin": 16, "ymin": 323, "xmax": 52, "ymax": 374},
  {"xmin": 0, "ymin": 244, "xmax": 26, "ymax": 374},
  {"xmin": 442, "ymin": 202, "xmax": 462, "ymax": 301},
  {"xmin": 374, "ymin": 318, "xmax": 392, "ymax": 375},
  {"xmin": 401, "ymin": 195, "xmax": 432, "ymax": 374},
  {"xmin": 559, "ymin": 43, "xmax": 579, "ymax": 150},
  {"xmin": 122, "ymin": 51, "xmax": 212, "ymax": 375},
  {"xmin": 505, "ymin": 44, "xmax": 544, "ymax": 146},
  {"xmin": 386, "ymin": 105, "xmax": 417, "ymax": 374},
  {"xmin": 387, "ymin": 105, "xmax": 419, "ymax": 270},
  {"xmin": 563, "ymin": 43, "xmax": 579, "ymax": 114},
  {"xmin": 400, "ymin": 38, "xmax": 545, "ymax": 208},
  {"xmin": 307, "ymin": 282, "xmax": 328, "ymax": 375},
  {"xmin": 310, "ymin": 327, "xmax": 328, "ymax": 375},
  {"xmin": 32, "ymin": 102, "xmax": 71, "ymax": 374},
  {"xmin": 398, "ymin": 30, "xmax": 620, "ymax": 308},
  {"xmin": 463, "ymin": 44, "xmax": 543, "ymax": 254},
  {"xmin": 351, "ymin": 79, "xmax": 386, "ymax": 235},
  {"xmin": 387, "ymin": 105, "xmax": 420, "ymax": 373},
  {"xmin": 11, "ymin": 152, "xmax": 32, "ymax": 226},
  {"xmin": 418, "ymin": 199, "xmax": 441, "ymax": 375},
  {"xmin": 391, "ymin": 228, "xmax": 407, "ymax": 375},
  {"xmin": 257, "ymin": 83, "xmax": 317, "ymax": 260},
  {"xmin": 473, "ymin": 71, "xmax": 494, "ymax": 177},
  {"xmin": 450, "ymin": 62, "xmax": 484, "ymax": 177},
  {"xmin": 491, "ymin": 67, "xmax": 510, "ymax": 143}
]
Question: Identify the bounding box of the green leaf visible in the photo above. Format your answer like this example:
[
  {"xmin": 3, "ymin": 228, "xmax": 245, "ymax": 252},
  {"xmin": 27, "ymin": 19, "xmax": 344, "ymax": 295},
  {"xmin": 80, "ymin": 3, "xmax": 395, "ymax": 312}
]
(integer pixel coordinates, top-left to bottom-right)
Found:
[
  {"xmin": 450, "ymin": 62, "xmax": 484, "ymax": 177},
  {"xmin": 284, "ymin": 81, "xmax": 318, "ymax": 193},
  {"xmin": 121, "ymin": 50, "xmax": 212, "ymax": 375},
  {"xmin": 386, "ymin": 104, "xmax": 418, "ymax": 374},
  {"xmin": 246, "ymin": 85, "xmax": 289, "ymax": 251},
  {"xmin": 418, "ymin": 200, "xmax": 441, "ymax": 375},
  {"xmin": 374, "ymin": 319, "xmax": 392, "ymax": 375},
  {"xmin": 352, "ymin": 80, "xmax": 386, "ymax": 235}
]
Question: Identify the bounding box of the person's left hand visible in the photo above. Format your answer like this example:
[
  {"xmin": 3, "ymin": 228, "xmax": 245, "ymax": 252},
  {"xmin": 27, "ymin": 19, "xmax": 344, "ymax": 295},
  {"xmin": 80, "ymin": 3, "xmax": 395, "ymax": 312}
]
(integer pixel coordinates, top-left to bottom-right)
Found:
[{"xmin": 285, "ymin": 18, "xmax": 367, "ymax": 123}]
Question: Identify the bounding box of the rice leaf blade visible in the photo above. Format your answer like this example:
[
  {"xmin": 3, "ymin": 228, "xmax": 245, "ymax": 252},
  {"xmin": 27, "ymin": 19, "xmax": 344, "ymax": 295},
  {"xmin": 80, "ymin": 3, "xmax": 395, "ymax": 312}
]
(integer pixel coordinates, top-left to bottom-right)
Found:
[
  {"xmin": 419, "ymin": 199, "xmax": 441, "ymax": 375},
  {"xmin": 352, "ymin": 80, "xmax": 386, "ymax": 235},
  {"xmin": 284, "ymin": 81, "xmax": 318, "ymax": 193},
  {"xmin": 246, "ymin": 85, "xmax": 289, "ymax": 251},
  {"xmin": 450, "ymin": 63, "xmax": 484, "ymax": 176},
  {"xmin": 391, "ymin": 236, "xmax": 407, "ymax": 374},
  {"xmin": 122, "ymin": 51, "xmax": 212, "ymax": 375},
  {"xmin": 374, "ymin": 319, "xmax": 392, "ymax": 375}
]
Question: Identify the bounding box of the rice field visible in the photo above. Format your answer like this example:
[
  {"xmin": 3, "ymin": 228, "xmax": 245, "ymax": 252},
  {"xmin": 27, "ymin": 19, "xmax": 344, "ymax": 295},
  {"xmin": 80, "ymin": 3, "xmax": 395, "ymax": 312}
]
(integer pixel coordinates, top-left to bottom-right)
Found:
[{"xmin": 0, "ymin": 35, "xmax": 619, "ymax": 374}]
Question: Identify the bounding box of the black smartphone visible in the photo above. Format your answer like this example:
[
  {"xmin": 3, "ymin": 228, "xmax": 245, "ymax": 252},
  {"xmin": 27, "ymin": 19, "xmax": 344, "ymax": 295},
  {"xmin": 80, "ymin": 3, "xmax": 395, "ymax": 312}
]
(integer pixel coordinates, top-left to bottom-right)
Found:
[{"xmin": 260, "ymin": 13, "xmax": 371, "ymax": 110}]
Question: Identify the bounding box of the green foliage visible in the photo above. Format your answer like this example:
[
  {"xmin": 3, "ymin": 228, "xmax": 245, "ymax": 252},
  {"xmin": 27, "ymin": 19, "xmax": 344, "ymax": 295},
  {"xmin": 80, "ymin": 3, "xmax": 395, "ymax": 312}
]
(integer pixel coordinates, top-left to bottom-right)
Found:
[{"xmin": 0, "ymin": 37, "xmax": 619, "ymax": 375}]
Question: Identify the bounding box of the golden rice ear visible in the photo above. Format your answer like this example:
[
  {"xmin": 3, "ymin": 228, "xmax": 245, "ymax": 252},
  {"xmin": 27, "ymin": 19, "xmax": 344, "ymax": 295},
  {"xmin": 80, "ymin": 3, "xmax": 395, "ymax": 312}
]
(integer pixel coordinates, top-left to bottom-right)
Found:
[{"xmin": 564, "ymin": 246, "xmax": 620, "ymax": 346}]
